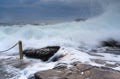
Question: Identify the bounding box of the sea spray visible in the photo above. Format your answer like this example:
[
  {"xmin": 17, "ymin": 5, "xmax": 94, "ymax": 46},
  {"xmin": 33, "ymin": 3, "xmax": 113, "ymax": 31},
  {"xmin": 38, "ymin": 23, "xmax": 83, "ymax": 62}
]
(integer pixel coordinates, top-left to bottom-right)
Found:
[{"xmin": 0, "ymin": 1, "xmax": 120, "ymax": 79}]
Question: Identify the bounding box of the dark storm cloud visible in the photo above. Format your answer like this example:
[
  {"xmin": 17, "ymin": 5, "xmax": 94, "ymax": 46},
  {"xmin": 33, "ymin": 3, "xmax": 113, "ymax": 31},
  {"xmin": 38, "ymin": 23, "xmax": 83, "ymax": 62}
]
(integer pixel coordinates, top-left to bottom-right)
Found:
[{"xmin": 0, "ymin": 0, "xmax": 119, "ymax": 23}]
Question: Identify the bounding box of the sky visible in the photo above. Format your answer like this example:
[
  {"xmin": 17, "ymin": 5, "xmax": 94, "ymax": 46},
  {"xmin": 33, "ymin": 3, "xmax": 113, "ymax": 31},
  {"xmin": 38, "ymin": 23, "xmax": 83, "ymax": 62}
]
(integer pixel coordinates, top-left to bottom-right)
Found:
[{"xmin": 0, "ymin": 0, "xmax": 119, "ymax": 23}]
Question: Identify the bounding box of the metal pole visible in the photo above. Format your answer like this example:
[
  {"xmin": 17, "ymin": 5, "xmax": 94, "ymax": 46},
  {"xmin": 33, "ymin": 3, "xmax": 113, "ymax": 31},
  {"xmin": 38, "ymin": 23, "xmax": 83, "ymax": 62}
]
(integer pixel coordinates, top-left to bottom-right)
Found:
[{"xmin": 18, "ymin": 41, "xmax": 23, "ymax": 59}]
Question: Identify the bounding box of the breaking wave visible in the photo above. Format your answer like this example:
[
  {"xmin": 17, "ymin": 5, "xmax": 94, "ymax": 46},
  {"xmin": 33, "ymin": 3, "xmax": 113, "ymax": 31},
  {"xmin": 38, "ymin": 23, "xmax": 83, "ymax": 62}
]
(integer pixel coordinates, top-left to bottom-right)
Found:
[{"xmin": 0, "ymin": 1, "xmax": 120, "ymax": 79}]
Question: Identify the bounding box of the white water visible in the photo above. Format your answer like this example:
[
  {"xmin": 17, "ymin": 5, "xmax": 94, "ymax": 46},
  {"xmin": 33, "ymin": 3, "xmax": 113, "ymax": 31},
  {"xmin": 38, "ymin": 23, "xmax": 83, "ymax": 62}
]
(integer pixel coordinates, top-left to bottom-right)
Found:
[{"xmin": 0, "ymin": 1, "xmax": 120, "ymax": 79}]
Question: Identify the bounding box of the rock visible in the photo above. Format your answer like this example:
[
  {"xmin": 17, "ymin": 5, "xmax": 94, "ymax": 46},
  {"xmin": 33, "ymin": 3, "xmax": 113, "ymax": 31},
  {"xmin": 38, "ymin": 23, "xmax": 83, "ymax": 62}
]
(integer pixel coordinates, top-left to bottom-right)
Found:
[
  {"xmin": 28, "ymin": 76, "xmax": 35, "ymax": 79},
  {"xmin": 76, "ymin": 63, "xmax": 91, "ymax": 70},
  {"xmin": 35, "ymin": 69, "xmax": 65, "ymax": 79},
  {"xmin": 23, "ymin": 46, "xmax": 60, "ymax": 61},
  {"xmin": 53, "ymin": 63, "xmax": 68, "ymax": 69},
  {"xmin": 74, "ymin": 18, "xmax": 87, "ymax": 22},
  {"xmin": 101, "ymin": 39, "xmax": 120, "ymax": 48},
  {"xmin": 35, "ymin": 63, "xmax": 120, "ymax": 79}
]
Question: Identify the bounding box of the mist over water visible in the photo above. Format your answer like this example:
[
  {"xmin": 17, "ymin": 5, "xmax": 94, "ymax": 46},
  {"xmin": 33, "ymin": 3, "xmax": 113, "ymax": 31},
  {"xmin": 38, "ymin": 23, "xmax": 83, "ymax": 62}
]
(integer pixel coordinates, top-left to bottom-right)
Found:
[
  {"xmin": 0, "ymin": 0, "xmax": 113, "ymax": 23},
  {"xmin": 0, "ymin": 1, "xmax": 120, "ymax": 79},
  {"xmin": 0, "ymin": 1, "xmax": 120, "ymax": 53}
]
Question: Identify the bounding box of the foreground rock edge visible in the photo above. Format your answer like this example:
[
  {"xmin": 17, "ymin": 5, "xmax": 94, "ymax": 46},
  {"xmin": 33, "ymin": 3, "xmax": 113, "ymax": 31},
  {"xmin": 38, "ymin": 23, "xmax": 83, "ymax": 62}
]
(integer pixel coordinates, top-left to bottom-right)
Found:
[{"xmin": 35, "ymin": 63, "xmax": 120, "ymax": 79}]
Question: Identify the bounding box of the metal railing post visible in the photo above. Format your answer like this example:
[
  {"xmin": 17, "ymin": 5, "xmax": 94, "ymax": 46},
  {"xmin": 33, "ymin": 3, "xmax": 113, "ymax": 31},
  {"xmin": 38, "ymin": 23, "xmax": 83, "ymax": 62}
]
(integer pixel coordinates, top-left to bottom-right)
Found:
[{"xmin": 18, "ymin": 41, "xmax": 23, "ymax": 59}]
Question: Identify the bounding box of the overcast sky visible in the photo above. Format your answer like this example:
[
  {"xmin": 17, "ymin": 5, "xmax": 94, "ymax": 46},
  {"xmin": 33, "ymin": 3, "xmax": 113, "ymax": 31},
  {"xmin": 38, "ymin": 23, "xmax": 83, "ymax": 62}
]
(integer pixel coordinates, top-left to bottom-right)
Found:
[{"xmin": 0, "ymin": 0, "xmax": 119, "ymax": 23}]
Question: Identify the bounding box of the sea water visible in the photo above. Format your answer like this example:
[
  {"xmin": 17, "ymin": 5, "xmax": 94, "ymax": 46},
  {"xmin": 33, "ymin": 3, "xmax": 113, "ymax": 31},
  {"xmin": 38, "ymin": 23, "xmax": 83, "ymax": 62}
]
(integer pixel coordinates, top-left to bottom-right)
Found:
[{"xmin": 0, "ymin": 1, "xmax": 120, "ymax": 79}]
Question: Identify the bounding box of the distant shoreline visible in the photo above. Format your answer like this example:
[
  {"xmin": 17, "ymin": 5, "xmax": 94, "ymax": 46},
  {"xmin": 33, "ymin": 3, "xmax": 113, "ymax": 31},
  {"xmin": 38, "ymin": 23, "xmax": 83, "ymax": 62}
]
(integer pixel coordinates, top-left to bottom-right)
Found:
[{"xmin": 0, "ymin": 18, "xmax": 87, "ymax": 26}]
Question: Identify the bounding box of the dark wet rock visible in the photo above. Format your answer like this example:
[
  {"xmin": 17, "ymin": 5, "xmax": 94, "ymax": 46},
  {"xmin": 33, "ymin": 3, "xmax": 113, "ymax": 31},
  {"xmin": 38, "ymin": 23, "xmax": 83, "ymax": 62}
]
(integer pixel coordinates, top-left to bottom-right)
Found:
[
  {"xmin": 35, "ymin": 63, "xmax": 120, "ymax": 79},
  {"xmin": 74, "ymin": 18, "xmax": 87, "ymax": 22},
  {"xmin": 105, "ymin": 48, "xmax": 120, "ymax": 55},
  {"xmin": 23, "ymin": 46, "xmax": 60, "ymax": 61},
  {"xmin": 96, "ymin": 39, "xmax": 120, "ymax": 54},
  {"xmin": 53, "ymin": 63, "xmax": 68, "ymax": 69},
  {"xmin": 100, "ymin": 66, "xmax": 113, "ymax": 70},
  {"xmin": 28, "ymin": 76, "xmax": 35, "ymax": 79},
  {"xmin": 101, "ymin": 39, "xmax": 120, "ymax": 48}
]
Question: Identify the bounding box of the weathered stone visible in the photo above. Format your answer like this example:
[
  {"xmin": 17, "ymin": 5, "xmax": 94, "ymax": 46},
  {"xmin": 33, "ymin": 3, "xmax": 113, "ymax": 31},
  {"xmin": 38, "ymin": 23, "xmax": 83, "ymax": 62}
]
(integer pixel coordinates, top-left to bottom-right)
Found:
[
  {"xmin": 87, "ymin": 68, "xmax": 120, "ymax": 79},
  {"xmin": 35, "ymin": 63, "xmax": 120, "ymax": 79},
  {"xmin": 76, "ymin": 63, "xmax": 93, "ymax": 71},
  {"xmin": 23, "ymin": 46, "xmax": 60, "ymax": 61},
  {"xmin": 35, "ymin": 69, "xmax": 65, "ymax": 79}
]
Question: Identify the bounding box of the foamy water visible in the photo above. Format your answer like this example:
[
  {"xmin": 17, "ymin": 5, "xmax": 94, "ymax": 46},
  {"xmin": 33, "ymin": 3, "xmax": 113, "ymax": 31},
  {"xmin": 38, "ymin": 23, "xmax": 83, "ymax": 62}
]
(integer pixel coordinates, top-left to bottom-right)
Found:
[{"xmin": 0, "ymin": 1, "xmax": 120, "ymax": 79}]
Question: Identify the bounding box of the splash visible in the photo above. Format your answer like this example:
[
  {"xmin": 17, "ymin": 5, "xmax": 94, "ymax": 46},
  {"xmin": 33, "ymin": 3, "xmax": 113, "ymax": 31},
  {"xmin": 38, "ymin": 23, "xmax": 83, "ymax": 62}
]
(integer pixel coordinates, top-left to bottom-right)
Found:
[{"xmin": 0, "ymin": 1, "xmax": 120, "ymax": 79}]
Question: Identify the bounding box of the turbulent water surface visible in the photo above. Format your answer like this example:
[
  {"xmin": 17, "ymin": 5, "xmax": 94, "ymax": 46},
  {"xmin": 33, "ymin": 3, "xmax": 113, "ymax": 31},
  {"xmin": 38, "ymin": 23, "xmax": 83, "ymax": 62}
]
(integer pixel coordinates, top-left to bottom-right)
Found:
[{"xmin": 0, "ymin": 1, "xmax": 120, "ymax": 79}]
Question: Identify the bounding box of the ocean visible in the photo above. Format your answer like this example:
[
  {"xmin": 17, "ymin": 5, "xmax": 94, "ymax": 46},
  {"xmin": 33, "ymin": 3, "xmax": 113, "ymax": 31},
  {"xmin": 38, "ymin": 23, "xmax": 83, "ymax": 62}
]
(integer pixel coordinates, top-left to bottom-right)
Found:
[{"xmin": 0, "ymin": 1, "xmax": 120, "ymax": 79}]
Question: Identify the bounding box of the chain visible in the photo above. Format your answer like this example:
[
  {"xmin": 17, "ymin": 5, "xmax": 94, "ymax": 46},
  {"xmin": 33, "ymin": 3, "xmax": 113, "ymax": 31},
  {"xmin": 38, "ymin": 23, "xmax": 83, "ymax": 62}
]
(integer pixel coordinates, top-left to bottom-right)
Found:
[{"xmin": 0, "ymin": 42, "xmax": 18, "ymax": 53}]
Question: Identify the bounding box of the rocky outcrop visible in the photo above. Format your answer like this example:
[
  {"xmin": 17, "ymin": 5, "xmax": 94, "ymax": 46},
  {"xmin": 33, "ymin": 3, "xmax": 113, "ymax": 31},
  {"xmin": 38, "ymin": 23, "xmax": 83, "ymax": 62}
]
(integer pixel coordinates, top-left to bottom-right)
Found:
[
  {"xmin": 35, "ymin": 63, "xmax": 120, "ymax": 79},
  {"xmin": 23, "ymin": 46, "xmax": 60, "ymax": 61},
  {"xmin": 101, "ymin": 39, "xmax": 120, "ymax": 48},
  {"xmin": 74, "ymin": 18, "xmax": 87, "ymax": 22}
]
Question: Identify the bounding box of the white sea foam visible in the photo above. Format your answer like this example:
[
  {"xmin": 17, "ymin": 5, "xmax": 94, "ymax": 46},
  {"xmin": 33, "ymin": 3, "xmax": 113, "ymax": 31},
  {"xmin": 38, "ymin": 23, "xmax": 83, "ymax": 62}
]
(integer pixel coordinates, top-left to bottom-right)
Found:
[{"xmin": 0, "ymin": 1, "xmax": 120, "ymax": 79}]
